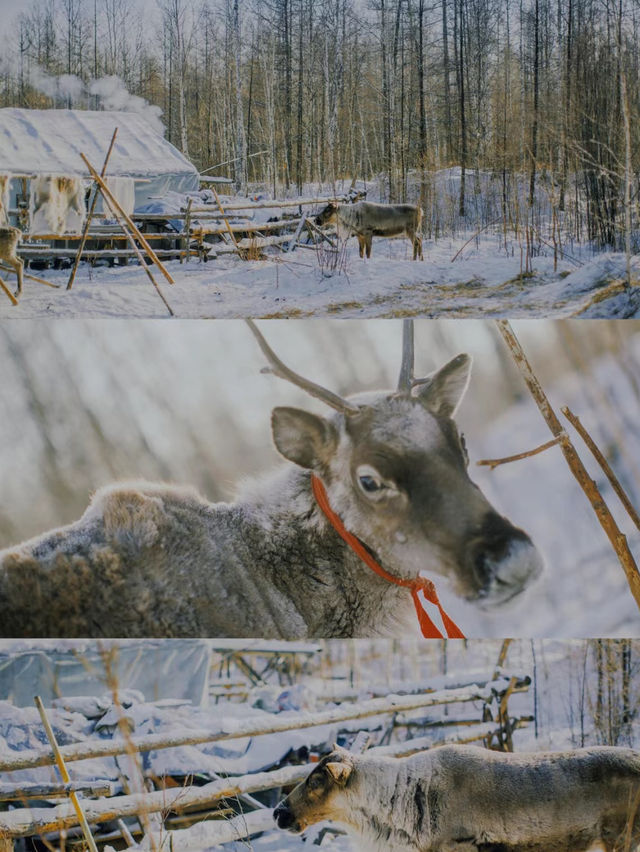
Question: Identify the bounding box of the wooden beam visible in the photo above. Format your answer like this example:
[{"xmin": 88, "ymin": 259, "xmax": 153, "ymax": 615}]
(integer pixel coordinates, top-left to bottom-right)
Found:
[
  {"xmin": 0, "ymin": 682, "xmax": 504, "ymax": 775},
  {"xmin": 80, "ymin": 153, "xmax": 175, "ymax": 285},
  {"xmin": 68, "ymin": 127, "xmax": 118, "ymax": 290}
]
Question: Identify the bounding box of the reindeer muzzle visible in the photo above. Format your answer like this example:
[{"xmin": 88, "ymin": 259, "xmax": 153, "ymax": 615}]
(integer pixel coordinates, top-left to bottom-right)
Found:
[
  {"xmin": 468, "ymin": 512, "xmax": 544, "ymax": 608},
  {"xmin": 273, "ymin": 803, "xmax": 300, "ymax": 833}
]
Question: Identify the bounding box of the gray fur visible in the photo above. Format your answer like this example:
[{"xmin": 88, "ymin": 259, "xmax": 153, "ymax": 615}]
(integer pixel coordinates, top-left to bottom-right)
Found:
[
  {"xmin": 0, "ymin": 362, "xmax": 543, "ymax": 638},
  {"xmin": 315, "ymin": 200, "xmax": 424, "ymax": 259},
  {"xmin": 275, "ymin": 744, "xmax": 640, "ymax": 852}
]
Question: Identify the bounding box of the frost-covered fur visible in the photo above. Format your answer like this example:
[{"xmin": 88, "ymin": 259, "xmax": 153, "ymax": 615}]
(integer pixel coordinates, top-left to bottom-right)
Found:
[
  {"xmin": 276, "ymin": 745, "xmax": 640, "ymax": 852},
  {"xmin": 0, "ymin": 363, "xmax": 543, "ymax": 639},
  {"xmin": 0, "ymin": 175, "xmax": 10, "ymax": 224},
  {"xmin": 29, "ymin": 175, "xmax": 86, "ymax": 235},
  {"xmin": 0, "ymin": 472, "xmax": 414, "ymax": 638},
  {"xmin": 0, "ymin": 225, "xmax": 23, "ymax": 297}
]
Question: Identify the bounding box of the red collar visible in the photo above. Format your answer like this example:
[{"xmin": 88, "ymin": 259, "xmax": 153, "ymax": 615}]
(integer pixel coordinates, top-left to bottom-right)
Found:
[{"xmin": 310, "ymin": 474, "xmax": 465, "ymax": 639}]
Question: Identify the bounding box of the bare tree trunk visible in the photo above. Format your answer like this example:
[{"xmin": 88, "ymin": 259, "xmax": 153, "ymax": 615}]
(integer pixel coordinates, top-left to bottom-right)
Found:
[{"xmin": 233, "ymin": 0, "xmax": 247, "ymax": 192}]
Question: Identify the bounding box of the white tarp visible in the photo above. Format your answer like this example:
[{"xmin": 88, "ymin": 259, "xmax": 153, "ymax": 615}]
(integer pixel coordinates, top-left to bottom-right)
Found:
[
  {"xmin": 0, "ymin": 108, "xmax": 199, "ymax": 212},
  {"xmin": 98, "ymin": 175, "xmax": 136, "ymax": 217},
  {"xmin": 0, "ymin": 640, "xmax": 211, "ymax": 707}
]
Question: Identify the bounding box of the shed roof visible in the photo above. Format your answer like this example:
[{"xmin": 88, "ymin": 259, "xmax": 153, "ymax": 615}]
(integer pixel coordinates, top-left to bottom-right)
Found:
[{"xmin": 0, "ymin": 109, "xmax": 198, "ymax": 179}]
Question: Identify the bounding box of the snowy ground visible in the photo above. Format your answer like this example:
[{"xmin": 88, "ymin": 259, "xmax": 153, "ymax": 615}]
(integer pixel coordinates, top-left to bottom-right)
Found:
[{"xmin": 3, "ymin": 233, "xmax": 640, "ymax": 320}]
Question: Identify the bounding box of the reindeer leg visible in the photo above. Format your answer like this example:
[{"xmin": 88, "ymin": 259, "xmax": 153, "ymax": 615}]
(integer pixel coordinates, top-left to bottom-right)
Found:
[
  {"xmin": 0, "ymin": 272, "xmax": 18, "ymax": 306},
  {"xmin": 366, "ymin": 233, "xmax": 372, "ymax": 258},
  {"xmin": 357, "ymin": 234, "xmax": 365, "ymax": 259},
  {"xmin": 8, "ymin": 256, "xmax": 24, "ymax": 296}
]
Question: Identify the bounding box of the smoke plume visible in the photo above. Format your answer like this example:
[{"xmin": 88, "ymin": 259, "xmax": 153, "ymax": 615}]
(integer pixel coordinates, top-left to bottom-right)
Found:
[{"xmin": 28, "ymin": 66, "xmax": 165, "ymax": 135}]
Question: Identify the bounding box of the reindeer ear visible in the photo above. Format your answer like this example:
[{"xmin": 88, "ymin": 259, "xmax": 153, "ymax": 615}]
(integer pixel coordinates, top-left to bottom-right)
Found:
[
  {"xmin": 413, "ymin": 354, "xmax": 472, "ymax": 418},
  {"xmin": 272, "ymin": 407, "xmax": 338, "ymax": 470},
  {"xmin": 325, "ymin": 761, "xmax": 353, "ymax": 786}
]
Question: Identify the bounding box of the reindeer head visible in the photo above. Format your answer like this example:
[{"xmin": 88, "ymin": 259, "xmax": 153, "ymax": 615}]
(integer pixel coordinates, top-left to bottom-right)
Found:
[
  {"xmin": 274, "ymin": 746, "xmax": 355, "ymax": 834},
  {"xmin": 248, "ymin": 321, "xmax": 543, "ymax": 608},
  {"xmin": 315, "ymin": 201, "xmax": 339, "ymax": 227}
]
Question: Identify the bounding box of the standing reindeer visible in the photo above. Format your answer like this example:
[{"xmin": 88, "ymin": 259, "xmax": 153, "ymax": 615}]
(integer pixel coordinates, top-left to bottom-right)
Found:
[
  {"xmin": 0, "ymin": 226, "xmax": 24, "ymax": 300},
  {"xmin": 316, "ymin": 200, "xmax": 424, "ymax": 259},
  {"xmin": 274, "ymin": 743, "xmax": 640, "ymax": 852},
  {"xmin": 0, "ymin": 321, "xmax": 542, "ymax": 638}
]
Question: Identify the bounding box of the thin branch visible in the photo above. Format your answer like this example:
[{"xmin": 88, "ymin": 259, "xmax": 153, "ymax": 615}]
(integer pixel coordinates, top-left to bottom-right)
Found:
[
  {"xmin": 561, "ymin": 406, "xmax": 640, "ymax": 534},
  {"xmin": 496, "ymin": 320, "xmax": 640, "ymax": 614},
  {"xmin": 476, "ymin": 435, "xmax": 566, "ymax": 470}
]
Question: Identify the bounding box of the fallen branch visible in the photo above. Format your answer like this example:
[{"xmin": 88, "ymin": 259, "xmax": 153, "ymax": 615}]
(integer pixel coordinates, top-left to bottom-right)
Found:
[
  {"xmin": 476, "ymin": 436, "xmax": 566, "ymax": 470},
  {"xmin": 450, "ymin": 217, "xmax": 502, "ymax": 263},
  {"xmin": 496, "ymin": 320, "xmax": 640, "ymax": 613}
]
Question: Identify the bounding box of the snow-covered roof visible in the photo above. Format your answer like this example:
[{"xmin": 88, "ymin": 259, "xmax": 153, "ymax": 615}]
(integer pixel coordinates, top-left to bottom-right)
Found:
[{"xmin": 0, "ymin": 108, "xmax": 198, "ymax": 180}]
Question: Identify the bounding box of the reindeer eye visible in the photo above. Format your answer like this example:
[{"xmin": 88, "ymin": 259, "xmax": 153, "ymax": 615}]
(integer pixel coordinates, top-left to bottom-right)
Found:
[
  {"xmin": 308, "ymin": 773, "xmax": 324, "ymax": 789},
  {"xmin": 360, "ymin": 475, "xmax": 384, "ymax": 493}
]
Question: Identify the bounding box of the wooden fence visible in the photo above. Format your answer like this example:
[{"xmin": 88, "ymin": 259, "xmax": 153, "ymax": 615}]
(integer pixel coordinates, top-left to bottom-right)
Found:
[{"xmin": 0, "ymin": 674, "xmax": 531, "ymax": 852}]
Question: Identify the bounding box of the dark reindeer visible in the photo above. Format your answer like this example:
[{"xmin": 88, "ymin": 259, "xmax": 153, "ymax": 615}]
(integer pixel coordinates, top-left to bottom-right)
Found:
[
  {"xmin": 0, "ymin": 321, "xmax": 542, "ymax": 638},
  {"xmin": 316, "ymin": 200, "xmax": 424, "ymax": 259},
  {"xmin": 274, "ymin": 743, "xmax": 640, "ymax": 852}
]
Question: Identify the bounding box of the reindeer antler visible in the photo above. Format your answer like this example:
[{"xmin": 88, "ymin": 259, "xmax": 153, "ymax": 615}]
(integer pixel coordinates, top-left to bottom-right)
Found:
[
  {"xmin": 397, "ymin": 319, "xmax": 415, "ymax": 392},
  {"xmin": 246, "ymin": 319, "xmax": 360, "ymax": 416}
]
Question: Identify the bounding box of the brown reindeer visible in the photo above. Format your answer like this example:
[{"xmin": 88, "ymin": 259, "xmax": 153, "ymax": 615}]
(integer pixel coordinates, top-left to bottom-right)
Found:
[
  {"xmin": 316, "ymin": 200, "xmax": 424, "ymax": 260},
  {"xmin": 0, "ymin": 226, "xmax": 23, "ymax": 299}
]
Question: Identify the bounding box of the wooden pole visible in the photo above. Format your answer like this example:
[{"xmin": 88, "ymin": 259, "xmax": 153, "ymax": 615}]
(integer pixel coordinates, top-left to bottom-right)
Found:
[
  {"xmin": 0, "ymin": 263, "xmax": 60, "ymax": 289},
  {"xmin": 0, "ymin": 275, "xmax": 18, "ymax": 306},
  {"xmin": 496, "ymin": 320, "xmax": 640, "ymax": 612},
  {"xmin": 80, "ymin": 154, "xmax": 175, "ymax": 285},
  {"xmin": 107, "ymin": 212, "xmax": 175, "ymax": 317},
  {"xmin": 561, "ymin": 406, "xmax": 640, "ymax": 533},
  {"xmin": 0, "ymin": 782, "xmax": 111, "ymax": 801},
  {"xmin": 182, "ymin": 197, "xmax": 193, "ymax": 264},
  {"xmin": 67, "ymin": 127, "xmax": 118, "ymax": 290},
  {"xmin": 34, "ymin": 696, "xmax": 100, "ymax": 852},
  {"xmin": 0, "ymin": 682, "xmax": 503, "ymax": 774},
  {"xmin": 210, "ymin": 186, "xmax": 240, "ymax": 251}
]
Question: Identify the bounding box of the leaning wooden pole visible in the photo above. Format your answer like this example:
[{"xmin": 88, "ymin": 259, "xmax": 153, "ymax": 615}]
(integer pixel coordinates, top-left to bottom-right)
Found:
[
  {"xmin": 67, "ymin": 127, "xmax": 118, "ymax": 290},
  {"xmin": 496, "ymin": 320, "xmax": 640, "ymax": 612},
  {"xmin": 34, "ymin": 696, "xmax": 100, "ymax": 852},
  {"xmin": 80, "ymin": 154, "xmax": 175, "ymax": 285},
  {"xmin": 561, "ymin": 405, "xmax": 640, "ymax": 534}
]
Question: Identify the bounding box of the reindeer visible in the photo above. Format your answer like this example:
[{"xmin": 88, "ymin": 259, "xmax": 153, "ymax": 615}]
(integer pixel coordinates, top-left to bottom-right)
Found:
[
  {"xmin": 274, "ymin": 743, "xmax": 640, "ymax": 852},
  {"xmin": 316, "ymin": 200, "xmax": 424, "ymax": 260},
  {"xmin": 0, "ymin": 226, "xmax": 24, "ymax": 299},
  {"xmin": 0, "ymin": 321, "xmax": 542, "ymax": 638}
]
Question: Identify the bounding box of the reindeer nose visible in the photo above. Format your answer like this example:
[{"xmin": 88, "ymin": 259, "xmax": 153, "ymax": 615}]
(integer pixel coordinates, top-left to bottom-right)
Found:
[
  {"xmin": 471, "ymin": 512, "xmax": 543, "ymax": 605},
  {"xmin": 274, "ymin": 804, "xmax": 296, "ymax": 831}
]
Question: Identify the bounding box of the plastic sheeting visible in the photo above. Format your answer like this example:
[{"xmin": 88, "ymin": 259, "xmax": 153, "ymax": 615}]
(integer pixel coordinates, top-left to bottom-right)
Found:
[{"xmin": 0, "ymin": 640, "xmax": 211, "ymax": 707}]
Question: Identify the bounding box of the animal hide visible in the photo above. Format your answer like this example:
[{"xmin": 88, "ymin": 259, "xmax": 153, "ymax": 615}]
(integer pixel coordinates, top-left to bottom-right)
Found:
[
  {"xmin": 99, "ymin": 176, "xmax": 136, "ymax": 218},
  {"xmin": 29, "ymin": 175, "xmax": 87, "ymax": 236},
  {"xmin": 0, "ymin": 175, "xmax": 10, "ymax": 225}
]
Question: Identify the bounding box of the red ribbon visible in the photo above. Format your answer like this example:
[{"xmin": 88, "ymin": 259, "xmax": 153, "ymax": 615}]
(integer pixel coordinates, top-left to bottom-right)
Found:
[{"xmin": 310, "ymin": 474, "xmax": 465, "ymax": 639}]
